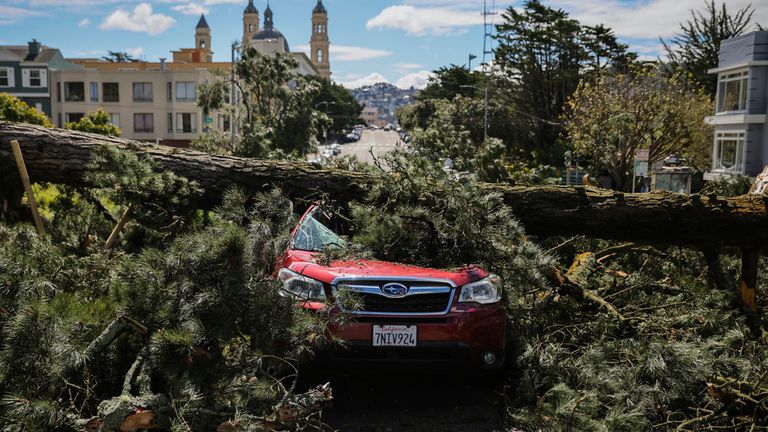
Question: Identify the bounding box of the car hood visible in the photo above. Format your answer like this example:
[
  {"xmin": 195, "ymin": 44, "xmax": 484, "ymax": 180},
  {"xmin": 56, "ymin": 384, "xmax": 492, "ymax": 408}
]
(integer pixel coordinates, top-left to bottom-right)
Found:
[{"xmin": 283, "ymin": 250, "xmax": 488, "ymax": 286}]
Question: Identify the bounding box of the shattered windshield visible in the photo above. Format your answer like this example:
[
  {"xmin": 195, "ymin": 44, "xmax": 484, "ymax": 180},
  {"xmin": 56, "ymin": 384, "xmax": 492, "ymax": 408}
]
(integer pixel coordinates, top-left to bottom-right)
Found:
[{"xmin": 291, "ymin": 208, "xmax": 347, "ymax": 252}]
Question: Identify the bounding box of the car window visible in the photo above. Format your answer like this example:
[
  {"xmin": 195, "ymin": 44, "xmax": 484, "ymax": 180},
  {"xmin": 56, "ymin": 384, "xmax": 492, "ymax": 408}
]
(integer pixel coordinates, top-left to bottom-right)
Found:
[{"xmin": 291, "ymin": 209, "xmax": 346, "ymax": 252}]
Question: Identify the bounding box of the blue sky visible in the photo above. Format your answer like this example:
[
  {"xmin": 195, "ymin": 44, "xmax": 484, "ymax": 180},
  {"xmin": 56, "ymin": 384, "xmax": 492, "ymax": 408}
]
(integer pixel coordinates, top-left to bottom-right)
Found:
[{"xmin": 1, "ymin": 0, "xmax": 765, "ymax": 89}]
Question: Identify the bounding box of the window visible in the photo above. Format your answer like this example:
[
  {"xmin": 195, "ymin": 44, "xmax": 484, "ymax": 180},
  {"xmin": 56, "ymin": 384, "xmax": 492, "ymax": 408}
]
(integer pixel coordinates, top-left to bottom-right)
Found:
[
  {"xmin": 717, "ymin": 71, "xmax": 748, "ymax": 113},
  {"xmin": 65, "ymin": 113, "xmax": 84, "ymax": 123},
  {"xmin": 0, "ymin": 68, "xmax": 13, "ymax": 87},
  {"xmin": 317, "ymin": 49, "xmax": 324, "ymax": 63},
  {"xmin": 134, "ymin": 113, "xmax": 154, "ymax": 133},
  {"xmin": 90, "ymin": 82, "xmax": 99, "ymax": 102},
  {"xmin": 176, "ymin": 113, "xmax": 197, "ymax": 133},
  {"xmin": 109, "ymin": 113, "xmax": 120, "ymax": 128},
  {"xmin": 218, "ymin": 114, "xmax": 230, "ymax": 132},
  {"xmin": 103, "ymin": 82, "xmax": 119, "ymax": 102},
  {"xmin": 23, "ymin": 69, "xmax": 46, "ymax": 88},
  {"xmin": 176, "ymin": 82, "xmax": 196, "ymax": 101},
  {"xmin": 200, "ymin": 40, "xmax": 206, "ymax": 49},
  {"xmin": 64, "ymin": 82, "xmax": 85, "ymax": 102},
  {"xmin": 248, "ymin": 23, "xmax": 253, "ymax": 32},
  {"xmin": 133, "ymin": 82, "xmax": 153, "ymax": 102},
  {"xmin": 167, "ymin": 82, "xmax": 172, "ymax": 102},
  {"xmin": 168, "ymin": 113, "xmax": 173, "ymax": 133},
  {"xmin": 714, "ymin": 131, "xmax": 745, "ymax": 172},
  {"xmin": 291, "ymin": 208, "xmax": 347, "ymax": 252}
]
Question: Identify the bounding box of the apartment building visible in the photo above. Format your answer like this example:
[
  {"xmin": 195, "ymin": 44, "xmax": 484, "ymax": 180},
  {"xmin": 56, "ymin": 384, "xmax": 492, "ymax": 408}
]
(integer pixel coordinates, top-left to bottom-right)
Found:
[
  {"xmin": 705, "ymin": 30, "xmax": 768, "ymax": 178},
  {"xmin": 53, "ymin": 60, "xmax": 230, "ymax": 146}
]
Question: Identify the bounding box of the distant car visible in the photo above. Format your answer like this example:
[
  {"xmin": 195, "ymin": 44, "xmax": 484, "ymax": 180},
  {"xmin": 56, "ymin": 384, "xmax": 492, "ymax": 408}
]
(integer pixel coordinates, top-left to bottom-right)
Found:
[
  {"xmin": 277, "ymin": 205, "xmax": 506, "ymax": 370},
  {"xmin": 344, "ymin": 133, "xmax": 359, "ymax": 143}
]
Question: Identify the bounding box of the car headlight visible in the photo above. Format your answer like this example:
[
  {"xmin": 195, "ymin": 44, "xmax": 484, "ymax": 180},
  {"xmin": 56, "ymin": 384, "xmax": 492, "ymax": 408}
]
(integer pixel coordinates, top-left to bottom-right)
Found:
[
  {"xmin": 458, "ymin": 274, "xmax": 501, "ymax": 304},
  {"xmin": 278, "ymin": 268, "xmax": 327, "ymax": 301}
]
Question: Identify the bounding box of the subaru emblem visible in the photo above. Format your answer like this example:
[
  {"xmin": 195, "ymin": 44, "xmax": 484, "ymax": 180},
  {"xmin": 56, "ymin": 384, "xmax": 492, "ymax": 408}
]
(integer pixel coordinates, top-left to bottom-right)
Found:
[{"xmin": 381, "ymin": 282, "xmax": 409, "ymax": 297}]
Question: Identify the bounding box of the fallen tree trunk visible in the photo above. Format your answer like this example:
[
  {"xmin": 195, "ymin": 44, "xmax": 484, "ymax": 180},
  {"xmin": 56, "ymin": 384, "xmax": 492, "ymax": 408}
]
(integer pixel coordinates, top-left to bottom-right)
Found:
[{"xmin": 2, "ymin": 122, "xmax": 768, "ymax": 250}]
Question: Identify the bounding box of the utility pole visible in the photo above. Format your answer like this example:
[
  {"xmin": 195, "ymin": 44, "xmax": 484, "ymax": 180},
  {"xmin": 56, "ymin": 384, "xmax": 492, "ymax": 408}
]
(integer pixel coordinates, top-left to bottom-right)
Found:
[
  {"xmin": 481, "ymin": 0, "xmax": 496, "ymax": 142},
  {"xmin": 230, "ymin": 42, "xmax": 238, "ymax": 150}
]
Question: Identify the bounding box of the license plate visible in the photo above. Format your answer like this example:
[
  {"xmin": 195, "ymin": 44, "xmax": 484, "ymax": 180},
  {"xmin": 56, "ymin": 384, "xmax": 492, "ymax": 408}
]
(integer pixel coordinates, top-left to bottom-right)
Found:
[{"xmin": 372, "ymin": 325, "xmax": 417, "ymax": 347}]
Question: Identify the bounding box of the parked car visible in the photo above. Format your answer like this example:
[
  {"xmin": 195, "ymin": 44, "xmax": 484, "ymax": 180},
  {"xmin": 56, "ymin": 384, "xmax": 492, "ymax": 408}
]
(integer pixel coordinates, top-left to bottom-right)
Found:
[{"xmin": 276, "ymin": 205, "xmax": 506, "ymax": 370}]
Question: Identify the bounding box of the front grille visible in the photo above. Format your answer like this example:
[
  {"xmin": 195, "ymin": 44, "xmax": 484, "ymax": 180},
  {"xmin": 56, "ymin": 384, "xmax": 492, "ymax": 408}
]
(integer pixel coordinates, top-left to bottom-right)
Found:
[
  {"xmin": 334, "ymin": 279, "xmax": 454, "ymax": 315},
  {"xmin": 359, "ymin": 292, "xmax": 450, "ymax": 313}
]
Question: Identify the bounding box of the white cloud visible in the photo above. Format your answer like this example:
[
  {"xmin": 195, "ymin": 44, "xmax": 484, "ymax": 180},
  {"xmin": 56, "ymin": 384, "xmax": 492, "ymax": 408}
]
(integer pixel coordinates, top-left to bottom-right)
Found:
[
  {"xmin": 548, "ymin": 0, "xmax": 768, "ymax": 41},
  {"xmin": 203, "ymin": 0, "xmax": 242, "ymax": 4},
  {"xmin": 297, "ymin": 44, "xmax": 392, "ymax": 62},
  {"xmin": 78, "ymin": 18, "xmax": 90, "ymax": 27},
  {"xmin": 366, "ymin": 5, "xmax": 487, "ymax": 36},
  {"xmin": 0, "ymin": 5, "xmax": 41, "ymax": 24},
  {"xmin": 125, "ymin": 47, "xmax": 145, "ymax": 58},
  {"xmin": 171, "ymin": 3, "xmax": 209, "ymax": 15},
  {"xmin": 395, "ymin": 70, "xmax": 434, "ymax": 89},
  {"xmin": 99, "ymin": 3, "xmax": 176, "ymax": 35},
  {"xmin": 395, "ymin": 63, "xmax": 425, "ymax": 70},
  {"xmin": 339, "ymin": 73, "xmax": 390, "ymax": 89}
]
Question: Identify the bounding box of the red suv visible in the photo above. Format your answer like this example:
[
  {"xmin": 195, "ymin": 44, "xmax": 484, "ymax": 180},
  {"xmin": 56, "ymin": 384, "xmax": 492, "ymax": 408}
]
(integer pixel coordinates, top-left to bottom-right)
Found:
[{"xmin": 277, "ymin": 205, "xmax": 506, "ymax": 370}]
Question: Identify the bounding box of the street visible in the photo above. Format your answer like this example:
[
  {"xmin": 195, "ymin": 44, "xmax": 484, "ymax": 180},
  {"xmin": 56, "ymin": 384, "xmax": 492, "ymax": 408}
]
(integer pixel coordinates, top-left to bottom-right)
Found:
[{"xmin": 318, "ymin": 129, "xmax": 403, "ymax": 165}]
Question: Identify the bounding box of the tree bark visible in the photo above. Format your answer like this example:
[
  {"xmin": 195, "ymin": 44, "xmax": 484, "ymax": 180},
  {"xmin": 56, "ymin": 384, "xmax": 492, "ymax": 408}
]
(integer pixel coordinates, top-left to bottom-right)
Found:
[{"xmin": 3, "ymin": 122, "xmax": 768, "ymax": 250}]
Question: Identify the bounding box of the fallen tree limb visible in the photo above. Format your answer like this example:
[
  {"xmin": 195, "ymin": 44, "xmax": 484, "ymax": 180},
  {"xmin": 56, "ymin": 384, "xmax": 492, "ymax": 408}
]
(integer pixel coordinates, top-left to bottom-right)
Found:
[
  {"xmin": 548, "ymin": 254, "xmax": 627, "ymax": 323},
  {"xmin": 3, "ymin": 122, "xmax": 768, "ymax": 249}
]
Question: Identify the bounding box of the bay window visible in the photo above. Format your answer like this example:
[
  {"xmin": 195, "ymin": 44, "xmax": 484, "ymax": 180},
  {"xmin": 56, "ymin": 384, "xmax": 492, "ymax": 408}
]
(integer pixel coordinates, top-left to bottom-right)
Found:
[
  {"xmin": 716, "ymin": 71, "xmax": 748, "ymax": 113},
  {"xmin": 714, "ymin": 131, "xmax": 745, "ymax": 172}
]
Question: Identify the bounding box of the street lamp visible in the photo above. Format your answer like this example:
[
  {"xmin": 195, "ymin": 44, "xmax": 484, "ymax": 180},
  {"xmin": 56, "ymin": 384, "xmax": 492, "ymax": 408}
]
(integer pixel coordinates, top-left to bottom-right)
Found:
[{"xmin": 315, "ymin": 101, "xmax": 336, "ymax": 146}]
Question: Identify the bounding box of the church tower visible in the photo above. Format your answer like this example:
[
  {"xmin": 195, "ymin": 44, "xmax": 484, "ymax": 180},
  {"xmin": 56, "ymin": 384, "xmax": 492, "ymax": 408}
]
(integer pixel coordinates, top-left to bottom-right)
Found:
[
  {"xmin": 242, "ymin": 0, "xmax": 259, "ymax": 47},
  {"xmin": 310, "ymin": 0, "xmax": 331, "ymax": 78},
  {"xmin": 195, "ymin": 14, "xmax": 213, "ymax": 62}
]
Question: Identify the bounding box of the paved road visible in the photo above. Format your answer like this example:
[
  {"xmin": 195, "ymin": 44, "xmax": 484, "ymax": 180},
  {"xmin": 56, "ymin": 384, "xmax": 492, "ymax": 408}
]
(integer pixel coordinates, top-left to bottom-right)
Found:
[{"xmin": 318, "ymin": 130, "xmax": 403, "ymax": 165}]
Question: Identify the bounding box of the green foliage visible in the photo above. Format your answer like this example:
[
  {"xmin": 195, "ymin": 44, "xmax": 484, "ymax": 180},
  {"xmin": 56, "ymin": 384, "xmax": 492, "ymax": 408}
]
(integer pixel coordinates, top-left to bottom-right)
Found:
[
  {"xmin": 85, "ymin": 146, "xmax": 202, "ymax": 243},
  {"xmin": 397, "ymin": 97, "xmax": 553, "ymax": 183},
  {"xmin": 416, "ymin": 65, "xmax": 485, "ymax": 101},
  {"xmin": 0, "ymin": 188, "xmax": 339, "ymax": 430},
  {"xmin": 494, "ymin": 0, "xmax": 638, "ymax": 165},
  {"xmin": 701, "ymin": 174, "xmax": 753, "ymax": 197},
  {"xmin": 191, "ymin": 129, "xmax": 233, "ymax": 155},
  {"xmin": 65, "ymin": 108, "xmax": 121, "ymax": 137},
  {"xmin": 662, "ymin": 1, "xmax": 757, "ymax": 96},
  {"xmin": 506, "ymin": 239, "xmax": 768, "ymax": 431},
  {"xmin": 0, "ymin": 93, "xmax": 52, "ymax": 127},
  {"xmin": 564, "ymin": 69, "xmax": 713, "ymax": 190},
  {"xmin": 197, "ymin": 48, "xmax": 324, "ymax": 158},
  {"xmin": 309, "ymin": 76, "xmax": 363, "ymax": 135}
]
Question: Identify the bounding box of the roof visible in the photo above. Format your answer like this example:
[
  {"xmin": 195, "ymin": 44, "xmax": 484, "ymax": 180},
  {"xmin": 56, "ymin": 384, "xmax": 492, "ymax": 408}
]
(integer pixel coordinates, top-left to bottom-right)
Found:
[
  {"xmin": 251, "ymin": 28, "xmax": 290, "ymax": 52},
  {"xmin": 196, "ymin": 14, "xmax": 209, "ymax": 29},
  {"xmin": 313, "ymin": 0, "xmax": 327, "ymax": 14},
  {"xmin": 0, "ymin": 45, "xmax": 59, "ymax": 64},
  {"xmin": 244, "ymin": 0, "xmax": 258, "ymax": 14}
]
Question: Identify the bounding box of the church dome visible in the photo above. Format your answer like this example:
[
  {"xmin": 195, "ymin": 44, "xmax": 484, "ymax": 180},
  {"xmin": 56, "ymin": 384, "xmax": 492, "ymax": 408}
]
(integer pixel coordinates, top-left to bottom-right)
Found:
[{"xmin": 251, "ymin": 28, "xmax": 290, "ymax": 52}]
